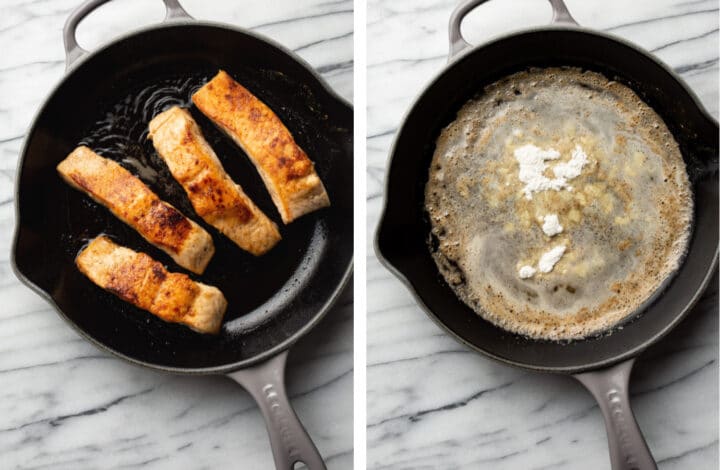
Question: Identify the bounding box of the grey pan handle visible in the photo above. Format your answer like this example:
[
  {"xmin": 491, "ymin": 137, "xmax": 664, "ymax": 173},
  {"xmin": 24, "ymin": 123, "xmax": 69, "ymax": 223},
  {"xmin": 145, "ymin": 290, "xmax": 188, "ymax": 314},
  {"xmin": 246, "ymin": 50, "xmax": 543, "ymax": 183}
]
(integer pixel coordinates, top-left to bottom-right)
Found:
[
  {"xmin": 575, "ymin": 359, "xmax": 657, "ymax": 470},
  {"xmin": 63, "ymin": 0, "xmax": 193, "ymax": 70},
  {"xmin": 448, "ymin": 0, "xmax": 578, "ymax": 59},
  {"xmin": 228, "ymin": 351, "xmax": 327, "ymax": 470}
]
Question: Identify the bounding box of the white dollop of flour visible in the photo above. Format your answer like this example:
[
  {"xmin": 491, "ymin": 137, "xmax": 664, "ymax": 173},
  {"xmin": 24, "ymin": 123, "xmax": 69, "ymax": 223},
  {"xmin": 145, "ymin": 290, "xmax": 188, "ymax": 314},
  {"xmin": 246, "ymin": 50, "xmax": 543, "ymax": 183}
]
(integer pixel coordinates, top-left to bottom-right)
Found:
[
  {"xmin": 542, "ymin": 214, "xmax": 563, "ymax": 236},
  {"xmin": 514, "ymin": 144, "xmax": 562, "ymax": 199},
  {"xmin": 517, "ymin": 245, "xmax": 567, "ymax": 279},
  {"xmin": 538, "ymin": 245, "xmax": 567, "ymax": 273},
  {"xmin": 518, "ymin": 265, "xmax": 537, "ymax": 279},
  {"xmin": 553, "ymin": 145, "xmax": 589, "ymax": 180},
  {"xmin": 514, "ymin": 144, "xmax": 590, "ymax": 199}
]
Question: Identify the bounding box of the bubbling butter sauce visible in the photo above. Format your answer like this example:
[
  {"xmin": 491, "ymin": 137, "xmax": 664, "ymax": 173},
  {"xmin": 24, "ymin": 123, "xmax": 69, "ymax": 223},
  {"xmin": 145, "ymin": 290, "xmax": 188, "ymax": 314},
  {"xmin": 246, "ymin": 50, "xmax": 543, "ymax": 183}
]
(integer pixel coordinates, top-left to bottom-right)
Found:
[{"xmin": 425, "ymin": 67, "xmax": 692, "ymax": 340}]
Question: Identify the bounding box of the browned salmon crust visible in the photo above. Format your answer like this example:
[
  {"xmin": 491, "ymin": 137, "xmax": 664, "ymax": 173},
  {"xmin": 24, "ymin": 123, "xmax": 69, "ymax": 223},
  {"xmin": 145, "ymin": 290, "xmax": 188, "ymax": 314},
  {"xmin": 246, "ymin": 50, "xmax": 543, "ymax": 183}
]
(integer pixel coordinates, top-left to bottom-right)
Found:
[
  {"xmin": 148, "ymin": 106, "xmax": 281, "ymax": 255},
  {"xmin": 192, "ymin": 70, "xmax": 330, "ymax": 224},
  {"xmin": 57, "ymin": 146, "xmax": 214, "ymax": 274},
  {"xmin": 76, "ymin": 236, "xmax": 227, "ymax": 334}
]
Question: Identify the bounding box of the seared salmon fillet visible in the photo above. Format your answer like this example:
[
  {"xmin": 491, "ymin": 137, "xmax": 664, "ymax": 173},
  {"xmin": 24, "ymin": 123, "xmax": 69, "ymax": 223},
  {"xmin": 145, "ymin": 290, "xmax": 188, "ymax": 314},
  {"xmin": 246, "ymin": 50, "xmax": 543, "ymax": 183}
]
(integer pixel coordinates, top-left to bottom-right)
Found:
[
  {"xmin": 76, "ymin": 236, "xmax": 227, "ymax": 334},
  {"xmin": 192, "ymin": 70, "xmax": 330, "ymax": 224},
  {"xmin": 57, "ymin": 146, "xmax": 214, "ymax": 274},
  {"xmin": 148, "ymin": 106, "xmax": 281, "ymax": 255}
]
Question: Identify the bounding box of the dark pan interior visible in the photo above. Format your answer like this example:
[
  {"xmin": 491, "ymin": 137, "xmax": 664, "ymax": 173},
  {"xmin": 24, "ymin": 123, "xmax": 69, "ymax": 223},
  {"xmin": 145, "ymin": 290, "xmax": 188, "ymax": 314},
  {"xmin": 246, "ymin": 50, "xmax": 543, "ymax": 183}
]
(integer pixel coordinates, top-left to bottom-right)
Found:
[
  {"xmin": 13, "ymin": 24, "xmax": 353, "ymax": 372},
  {"xmin": 376, "ymin": 29, "xmax": 718, "ymax": 373}
]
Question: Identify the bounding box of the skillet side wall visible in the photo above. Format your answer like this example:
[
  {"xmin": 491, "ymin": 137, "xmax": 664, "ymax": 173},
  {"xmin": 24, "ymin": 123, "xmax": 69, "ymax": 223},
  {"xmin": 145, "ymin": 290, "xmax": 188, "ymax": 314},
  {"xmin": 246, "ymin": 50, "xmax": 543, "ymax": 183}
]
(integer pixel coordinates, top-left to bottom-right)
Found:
[
  {"xmin": 377, "ymin": 29, "xmax": 719, "ymax": 372},
  {"xmin": 13, "ymin": 24, "xmax": 353, "ymax": 371}
]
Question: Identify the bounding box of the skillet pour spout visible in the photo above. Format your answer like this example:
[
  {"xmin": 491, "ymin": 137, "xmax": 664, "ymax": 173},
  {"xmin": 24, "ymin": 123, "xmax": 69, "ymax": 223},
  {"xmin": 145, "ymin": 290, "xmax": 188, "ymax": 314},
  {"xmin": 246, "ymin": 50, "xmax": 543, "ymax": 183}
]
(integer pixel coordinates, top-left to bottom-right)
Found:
[{"xmin": 375, "ymin": 1, "xmax": 718, "ymax": 469}]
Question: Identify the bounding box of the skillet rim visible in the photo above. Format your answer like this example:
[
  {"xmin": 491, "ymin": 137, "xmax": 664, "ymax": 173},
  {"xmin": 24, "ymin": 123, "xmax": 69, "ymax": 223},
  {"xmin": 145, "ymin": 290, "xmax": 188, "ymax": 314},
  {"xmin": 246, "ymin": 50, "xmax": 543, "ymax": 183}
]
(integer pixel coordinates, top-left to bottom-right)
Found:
[
  {"xmin": 11, "ymin": 19, "xmax": 354, "ymax": 375},
  {"xmin": 374, "ymin": 24, "xmax": 719, "ymax": 374}
]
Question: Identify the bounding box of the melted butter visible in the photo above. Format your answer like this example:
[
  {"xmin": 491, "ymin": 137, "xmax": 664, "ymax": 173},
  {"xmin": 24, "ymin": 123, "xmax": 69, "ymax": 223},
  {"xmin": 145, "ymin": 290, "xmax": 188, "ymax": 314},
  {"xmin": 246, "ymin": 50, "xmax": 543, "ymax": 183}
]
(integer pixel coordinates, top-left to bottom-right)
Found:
[{"xmin": 425, "ymin": 67, "xmax": 692, "ymax": 340}]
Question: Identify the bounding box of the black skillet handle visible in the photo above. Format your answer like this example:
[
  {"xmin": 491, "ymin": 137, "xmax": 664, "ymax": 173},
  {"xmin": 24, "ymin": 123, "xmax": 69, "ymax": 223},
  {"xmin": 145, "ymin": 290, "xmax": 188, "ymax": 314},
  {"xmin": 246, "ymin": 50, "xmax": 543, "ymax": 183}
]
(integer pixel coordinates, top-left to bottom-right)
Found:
[
  {"xmin": 575, "ymin": 359, "xmax": 657, "ymax": 470},
  {"xmin": 448, "ymin": 0, "xmax": 578, "ymax": 60},
  {"xmin": 227, "ymin": 350, "xmax": 327, "ymax": 470},
  {"xmin": 62, "ymin": 0, "xmax": 193, "ymax": 70}
]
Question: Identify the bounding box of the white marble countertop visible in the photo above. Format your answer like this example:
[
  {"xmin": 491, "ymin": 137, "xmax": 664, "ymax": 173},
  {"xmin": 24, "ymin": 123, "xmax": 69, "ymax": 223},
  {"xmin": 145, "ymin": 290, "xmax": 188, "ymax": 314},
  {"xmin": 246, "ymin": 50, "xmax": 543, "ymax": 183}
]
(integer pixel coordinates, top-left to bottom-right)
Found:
[
  {"xmin": 0, "ymin": 0, "xmax": 352, "ymax": 468},
  {"xmin": 367, "ymin": 0, "xmax": 718, "ymax": 468}
]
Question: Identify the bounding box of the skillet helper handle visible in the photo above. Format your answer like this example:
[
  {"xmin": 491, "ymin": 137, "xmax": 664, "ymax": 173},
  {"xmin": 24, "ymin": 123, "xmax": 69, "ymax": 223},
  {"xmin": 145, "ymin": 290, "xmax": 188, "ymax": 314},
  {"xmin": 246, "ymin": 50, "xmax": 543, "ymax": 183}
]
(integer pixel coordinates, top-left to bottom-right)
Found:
[
  {"xmin": 227, "ymin": 350, "xmax": 327, "ymax": 470},
  {"xmin": 448, "ymin": 0, "xmax": 578, "ymax": 60},
  {"xmin": 63, "ymin": 0, "xmax": 193, "ymax": 70},
  {"xmin": 575, "ymin": 359, "xmax": 657, "ymax": 470}
]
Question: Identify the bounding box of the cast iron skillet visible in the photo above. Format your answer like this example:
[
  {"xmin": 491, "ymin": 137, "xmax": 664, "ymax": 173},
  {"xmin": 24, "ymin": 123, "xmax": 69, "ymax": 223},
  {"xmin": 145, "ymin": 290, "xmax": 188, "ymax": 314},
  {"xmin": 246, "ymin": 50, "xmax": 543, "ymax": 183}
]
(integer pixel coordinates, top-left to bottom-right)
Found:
[
  {"xmin": 375, "ymin": 0, "xmax": 718, "ymax": 469},
  {"xmin": 11, "ymin": 1, "xmax": 352, "ymax": 468}
]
